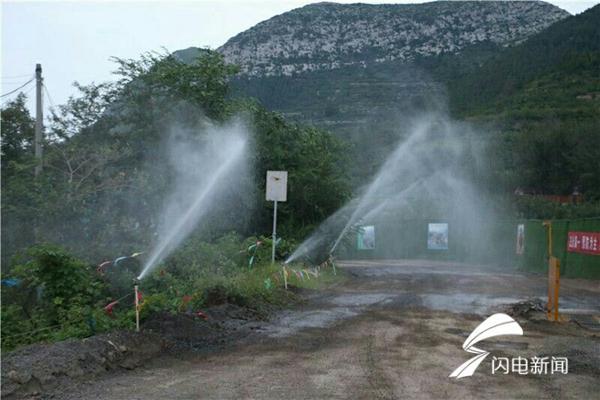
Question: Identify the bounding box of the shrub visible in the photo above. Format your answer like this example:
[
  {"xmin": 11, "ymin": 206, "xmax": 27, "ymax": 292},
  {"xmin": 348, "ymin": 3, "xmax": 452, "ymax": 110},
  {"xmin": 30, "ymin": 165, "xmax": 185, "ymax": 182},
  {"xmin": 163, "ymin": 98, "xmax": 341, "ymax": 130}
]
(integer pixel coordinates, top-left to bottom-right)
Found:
[{"xmin": 1, "ymin": 245, "xmax": 109, "ymax": 350}]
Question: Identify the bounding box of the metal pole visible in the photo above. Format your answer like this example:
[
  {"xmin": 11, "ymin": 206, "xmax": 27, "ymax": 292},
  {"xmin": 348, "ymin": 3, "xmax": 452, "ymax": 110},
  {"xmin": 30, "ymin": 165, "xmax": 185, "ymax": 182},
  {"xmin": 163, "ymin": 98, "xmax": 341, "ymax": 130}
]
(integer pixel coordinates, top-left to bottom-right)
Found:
[
  {"xmin": 134, "ymin": 285, "xmax": 140, "ymax": 332},
  {"xmin": 330, "ymin": 255, "xmax": 337, "ymax": 276},
  {"xmin": 548, "ymin": 223, "xmax": 553, "ymax": 258},
  {"xmin": 34, "ymin": 64, "xmax": 43, "ymax": 177},
  {"xmin": 271, "ymin": 200, "xmax": 277, "ymax": 264}
]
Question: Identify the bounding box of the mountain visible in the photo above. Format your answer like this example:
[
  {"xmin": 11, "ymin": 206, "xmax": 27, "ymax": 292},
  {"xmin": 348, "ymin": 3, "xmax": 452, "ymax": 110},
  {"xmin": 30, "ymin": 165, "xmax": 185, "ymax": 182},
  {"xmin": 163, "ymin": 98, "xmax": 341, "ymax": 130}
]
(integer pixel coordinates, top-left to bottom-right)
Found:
[
  {"xmin": 443, "ymin": 4, "xmax": 600, "ymax": 199},
  {"xmin": 440, "ymin": 3, "xmax": 600, "ymax": 115},
  {"xmin": 218, "ymin": 1, "xmax": 568, "ymax": 77},
  {"xmin": 209, "ymin": 2, "xmax": 569, "ymax": 143},
  {"xmin": 177, "ymin": 2, "xmax": 569, "ymax": 131},
  {"xmin": 189, "ymin": 1, "xmax": 567, "ymax": 181},
  {"xmin": 174, "ymin": 1, "xmax": 599, "ymax": 196}
]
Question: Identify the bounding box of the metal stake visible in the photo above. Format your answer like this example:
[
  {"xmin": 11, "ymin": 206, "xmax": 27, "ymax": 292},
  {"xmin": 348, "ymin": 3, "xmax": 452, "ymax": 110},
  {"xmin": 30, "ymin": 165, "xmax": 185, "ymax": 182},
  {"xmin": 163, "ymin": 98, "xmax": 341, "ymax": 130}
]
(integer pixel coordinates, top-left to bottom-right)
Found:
[
  {"xmin": 271, "ymin": 200, "xmax": 277, "ymax": 264},
  {"xmin": 134, "ymin": 285, "xmax": 140, "ymax": 332}
]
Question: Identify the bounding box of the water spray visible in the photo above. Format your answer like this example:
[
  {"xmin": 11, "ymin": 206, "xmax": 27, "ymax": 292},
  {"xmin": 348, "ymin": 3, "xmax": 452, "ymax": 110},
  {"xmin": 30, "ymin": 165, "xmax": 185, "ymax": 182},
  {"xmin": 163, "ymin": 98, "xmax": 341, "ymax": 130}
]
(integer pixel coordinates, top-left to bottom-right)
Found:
[
  {"xmin": 289, "ymin": 114, "xmax": 488, "ymax": 264},
  {"xmin": 137, "ymin": 123, "xmax": 248, "ymax": 280},
  {"xmin": 329, "ymin": 176, "xmax": 430, "ymax": 255}
]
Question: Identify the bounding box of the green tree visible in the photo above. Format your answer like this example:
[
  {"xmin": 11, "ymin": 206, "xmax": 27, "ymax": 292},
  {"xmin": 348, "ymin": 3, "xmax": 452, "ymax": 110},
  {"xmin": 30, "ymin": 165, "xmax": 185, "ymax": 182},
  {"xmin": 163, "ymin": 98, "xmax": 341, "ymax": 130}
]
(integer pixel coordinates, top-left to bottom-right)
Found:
[
  {"xmin": 1, "ymin": 93, "xmax": 35, "ymax": 171},
  {"xmin": 1, "ymin": 49, "xmax": 350, "ymax": 263},
  {"xmin": 1, "ymin": 94, "xmax": 38, "ymax": 265}
]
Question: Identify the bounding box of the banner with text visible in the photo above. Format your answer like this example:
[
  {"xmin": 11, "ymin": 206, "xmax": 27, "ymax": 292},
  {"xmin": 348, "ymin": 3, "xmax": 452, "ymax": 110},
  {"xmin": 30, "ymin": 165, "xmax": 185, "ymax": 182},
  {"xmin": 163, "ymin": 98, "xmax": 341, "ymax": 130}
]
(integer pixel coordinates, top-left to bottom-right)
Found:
[{"xmin": 567, "ymin": 231, "xmax": 600, "ymax": 255}]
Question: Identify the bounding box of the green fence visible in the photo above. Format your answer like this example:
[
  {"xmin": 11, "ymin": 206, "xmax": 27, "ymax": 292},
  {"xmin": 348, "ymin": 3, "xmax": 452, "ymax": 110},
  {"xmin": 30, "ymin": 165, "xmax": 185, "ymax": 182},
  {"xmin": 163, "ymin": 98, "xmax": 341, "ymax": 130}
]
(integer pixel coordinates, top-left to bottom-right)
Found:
[{"xmin": 338, "ymin": 217, "xmax": 600, "ymax": 279}]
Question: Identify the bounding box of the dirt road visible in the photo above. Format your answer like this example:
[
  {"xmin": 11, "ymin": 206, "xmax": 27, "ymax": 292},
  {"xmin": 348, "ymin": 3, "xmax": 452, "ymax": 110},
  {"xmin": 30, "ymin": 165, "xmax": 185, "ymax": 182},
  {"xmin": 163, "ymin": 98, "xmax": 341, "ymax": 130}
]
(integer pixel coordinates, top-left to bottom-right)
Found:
[{"xmin": 57, "ymin": 260, "xmax": 600, "ymax": 400}]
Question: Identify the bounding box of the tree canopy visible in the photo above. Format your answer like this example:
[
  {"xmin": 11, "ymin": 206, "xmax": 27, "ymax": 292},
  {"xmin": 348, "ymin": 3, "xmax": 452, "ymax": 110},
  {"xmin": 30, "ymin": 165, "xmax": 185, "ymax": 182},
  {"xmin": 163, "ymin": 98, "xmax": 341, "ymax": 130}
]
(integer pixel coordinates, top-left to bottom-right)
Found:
[{"xmin": 1, "ymin": 50, "xmax": 350, "ymax": 265}]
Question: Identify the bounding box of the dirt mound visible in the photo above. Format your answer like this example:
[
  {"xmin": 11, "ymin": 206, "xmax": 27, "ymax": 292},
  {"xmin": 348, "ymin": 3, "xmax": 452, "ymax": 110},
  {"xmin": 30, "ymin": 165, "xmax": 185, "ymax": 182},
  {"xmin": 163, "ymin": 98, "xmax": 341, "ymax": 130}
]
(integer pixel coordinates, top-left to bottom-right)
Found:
[
  {"xmin": 144, "ymin": 303, "xmax": 269, "ymax": 352},
  {"xmin": 1, "ymin": 330, "xmax": 163, "ymax": 399},
  {"xmin": 504, "ymin": 298, "xmax": 545, "ymax": 318},
  {"xmin": 1, "ymin": 303, "xmax": 275, "ymax": 399},
  {"xmin": 202, "ymin": 285, "xmax": 230, "ymax": 306}
]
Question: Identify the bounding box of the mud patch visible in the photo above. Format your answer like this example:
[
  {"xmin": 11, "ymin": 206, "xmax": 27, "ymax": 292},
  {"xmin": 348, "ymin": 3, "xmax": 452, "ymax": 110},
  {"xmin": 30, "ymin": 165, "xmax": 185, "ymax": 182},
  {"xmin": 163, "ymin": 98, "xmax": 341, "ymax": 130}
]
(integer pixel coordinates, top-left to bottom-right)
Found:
[
  {"xmin": 503, "ymin": 298, "xmax": 546, "ymax": 318},
  {"xmin": 444, "ymin": 327, "xmax": 468, "ymax": 336},
  {"xmin": 1, "ymin": 302, "xmax": 276, "ymax": 399},
  {"xmin": 421, "ymin": 293, "xmax": 530, "ymax": 315},
  {"xmin": 330, "ymin": 293, "xmax": 396, "ymax": 307},
  {"xmin": 264, "ymin": 307, "xmax": 359, "ymax": 337},
  {"xmin": 143, "ymin": 303, "xmax": 273, "ymax": 352},
  {"xmin": 1, "ymin": 330, "xmax": 162, "ymax": 399}
]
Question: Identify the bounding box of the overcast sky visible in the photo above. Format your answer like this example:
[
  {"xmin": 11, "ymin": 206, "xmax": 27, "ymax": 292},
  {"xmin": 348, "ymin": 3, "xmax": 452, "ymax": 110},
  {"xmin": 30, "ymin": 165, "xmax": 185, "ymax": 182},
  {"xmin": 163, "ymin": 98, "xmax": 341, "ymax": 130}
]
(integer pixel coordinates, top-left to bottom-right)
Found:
[{"xmin": 2, "ymin": 0, "xmax": 598, "ymax": 115}]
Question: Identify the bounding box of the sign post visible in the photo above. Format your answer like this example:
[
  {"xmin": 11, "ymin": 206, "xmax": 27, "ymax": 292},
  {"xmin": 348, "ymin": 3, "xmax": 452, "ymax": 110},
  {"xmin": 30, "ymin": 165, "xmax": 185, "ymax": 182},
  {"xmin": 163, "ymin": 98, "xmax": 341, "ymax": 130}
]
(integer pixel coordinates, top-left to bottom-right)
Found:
[
  {"xmin": 547, "ymin": 256, "xmax": 560, "ymax": 322},
  {"xmin": 543, "ymin": 220, "xmax": 561, "ymax": 322},
  {"xmin": 266, "ymin": 171, "xmax": 287, "ymax": 265},
  {"xmin": 272, "ymin": 200, "xmax": 278, "ymax": 263}
]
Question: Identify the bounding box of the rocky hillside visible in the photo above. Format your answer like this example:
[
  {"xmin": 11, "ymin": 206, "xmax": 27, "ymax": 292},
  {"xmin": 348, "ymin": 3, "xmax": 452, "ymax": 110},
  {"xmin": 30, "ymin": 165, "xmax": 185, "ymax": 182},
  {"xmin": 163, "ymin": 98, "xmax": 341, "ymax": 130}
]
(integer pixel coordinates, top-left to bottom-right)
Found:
[
  {"xmin": 174, "ymin": 1, "xmax": 578, "ymax": 185},
  {"xmin": 218, "ymin": 1, "xmax": 568, "ymax": 77}
]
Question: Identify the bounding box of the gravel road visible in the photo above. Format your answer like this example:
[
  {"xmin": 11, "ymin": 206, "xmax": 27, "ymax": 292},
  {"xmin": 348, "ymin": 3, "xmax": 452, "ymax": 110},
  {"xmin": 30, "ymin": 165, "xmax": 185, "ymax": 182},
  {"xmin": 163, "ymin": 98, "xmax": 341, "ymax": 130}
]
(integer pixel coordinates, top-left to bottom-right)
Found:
[{"xmin": 51, "ymin": 260, "xmax": 600, "ymax": 400}]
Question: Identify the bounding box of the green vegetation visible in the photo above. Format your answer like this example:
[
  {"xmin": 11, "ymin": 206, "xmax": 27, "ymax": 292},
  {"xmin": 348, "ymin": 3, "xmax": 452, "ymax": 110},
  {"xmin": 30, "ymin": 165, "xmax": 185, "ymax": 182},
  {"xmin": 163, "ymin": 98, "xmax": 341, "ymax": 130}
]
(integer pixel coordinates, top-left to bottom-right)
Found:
[
  {"xmin": 2, "ymin": 245, "xmax": 118, "ymax": 350},
  {"xmin": 2, "ymin": 5, "xmax": 599, "ymax": 351},
  {"xmin": 1, "ymin": 237, "xmax": 336, "ymax": 351},
  {"xmin": 230, "ymin": 5, "xmax": 600, "ymax": 218},
  {"xmin": 442, "ymin": 4, "xmax": 600, "ymax": 115},
  {"xmin": 231, "ymin": 62, "xmax": 441, "ymax": 186},
  {"xmin": 1, "ymin": 50, "xmax": 346, "ymax": 351},
  {"xmin": 425, "ymin": 5, "xmax": 600, "ymax": 212},
  {"xmin": 1, "ymin": 50, "xmax": 350, "ymax": 264}
]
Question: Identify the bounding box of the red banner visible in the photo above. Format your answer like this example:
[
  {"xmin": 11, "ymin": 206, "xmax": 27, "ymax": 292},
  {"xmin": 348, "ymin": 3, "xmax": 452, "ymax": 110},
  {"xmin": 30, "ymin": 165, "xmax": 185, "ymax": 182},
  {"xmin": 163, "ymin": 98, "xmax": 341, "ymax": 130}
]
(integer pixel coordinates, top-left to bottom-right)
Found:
[{"xmin": 567, "ymin": 231, "xmax": 600, "ymax": 255}]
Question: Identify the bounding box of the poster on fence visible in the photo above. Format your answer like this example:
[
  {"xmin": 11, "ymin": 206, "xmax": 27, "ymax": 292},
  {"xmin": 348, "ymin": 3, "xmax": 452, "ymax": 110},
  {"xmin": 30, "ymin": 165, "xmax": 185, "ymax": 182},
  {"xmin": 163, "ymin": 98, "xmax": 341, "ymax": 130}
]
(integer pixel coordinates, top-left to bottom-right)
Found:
[
  {"xmin": 516, "ymin": 224, "xmax": 525, "ymax": 255},
  {"xmin": 567, "ymin": 231, "xmax": 600, "ymax": 255},
  {"xmin": 357, "ymin": 225, "xmax": 375, "ymax": 250},
  {"xmin": 427, "ymin": 223, "xmax": 448, "ymax": 250}
]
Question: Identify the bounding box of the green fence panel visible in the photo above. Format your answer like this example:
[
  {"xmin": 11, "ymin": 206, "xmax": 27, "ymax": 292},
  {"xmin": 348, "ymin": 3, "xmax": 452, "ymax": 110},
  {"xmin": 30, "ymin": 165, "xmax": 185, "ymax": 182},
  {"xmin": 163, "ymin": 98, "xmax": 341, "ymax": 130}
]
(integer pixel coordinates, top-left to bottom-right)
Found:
[
  {"xmin": 517, "ymin": 221, "xmax": 546, "ymax": 274},
  {"xmin": 336, "ymin": 217, "xmax": 599, "ymax": 279}
]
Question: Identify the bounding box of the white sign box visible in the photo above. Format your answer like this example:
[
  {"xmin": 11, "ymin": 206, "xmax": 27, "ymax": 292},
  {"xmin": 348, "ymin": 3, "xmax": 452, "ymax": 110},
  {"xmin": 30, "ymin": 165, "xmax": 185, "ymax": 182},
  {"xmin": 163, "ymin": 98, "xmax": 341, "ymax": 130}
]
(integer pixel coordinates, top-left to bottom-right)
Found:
[{"xmin": 266, "ymin": 171, "xmax": 287, "ymax": 202}]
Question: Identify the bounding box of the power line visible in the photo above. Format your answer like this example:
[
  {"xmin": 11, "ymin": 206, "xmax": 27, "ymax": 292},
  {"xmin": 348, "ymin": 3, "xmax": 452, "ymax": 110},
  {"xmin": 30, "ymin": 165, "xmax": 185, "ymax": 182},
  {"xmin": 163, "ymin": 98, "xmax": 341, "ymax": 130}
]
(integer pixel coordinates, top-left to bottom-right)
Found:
[
  {"xmin": 0, "ymin": 78, "xmax": 34, "ymax": 97},
  {"xmin": 1, "ymin": 85, "xmax": 35, "ymax": 107},
  {"xmin": 43, "ymin": 83, "xmax": 57, "ymax": 109},
  {"xmin": 1, "ymin": 73, "xmax": 33, "ymax": 79},
  {"xmin": 2, "ymin": 78, "xmax": 33, "ymax": 84}
]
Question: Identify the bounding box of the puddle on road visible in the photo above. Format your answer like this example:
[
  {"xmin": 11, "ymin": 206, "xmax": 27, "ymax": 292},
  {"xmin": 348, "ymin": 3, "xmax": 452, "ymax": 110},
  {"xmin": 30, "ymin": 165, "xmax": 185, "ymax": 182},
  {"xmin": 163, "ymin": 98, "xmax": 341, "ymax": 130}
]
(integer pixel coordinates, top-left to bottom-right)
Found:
[
  {"xmin": 420, "ymin": 294, "xmax": 526, "ymax": 314},
  {"xmin": 264, "ymin": 292, "xmax": 600, "ymax": 338},
  {"xmin": 265, "ymin": 293, "xmax": 396, "ymax": 337},
  {"xmin": 330, "ymin": 293, "xmax": 396, "ymax": 307},
  {"xmin": 351, "ymin": 267, "xmax": 515, "ymax": 279},
  {"xmin": 264, "ymin": 307, "xmax": 359, "ymax": 337}
]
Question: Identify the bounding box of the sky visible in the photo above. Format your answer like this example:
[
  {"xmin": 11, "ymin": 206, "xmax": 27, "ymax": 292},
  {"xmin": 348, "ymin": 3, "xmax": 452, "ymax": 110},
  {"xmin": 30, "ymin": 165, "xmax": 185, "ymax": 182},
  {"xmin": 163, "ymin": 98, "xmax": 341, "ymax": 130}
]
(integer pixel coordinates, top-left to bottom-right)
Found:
[{"xmin": 2, "ymin": 0, "xmax": 598, "ymax": 116}]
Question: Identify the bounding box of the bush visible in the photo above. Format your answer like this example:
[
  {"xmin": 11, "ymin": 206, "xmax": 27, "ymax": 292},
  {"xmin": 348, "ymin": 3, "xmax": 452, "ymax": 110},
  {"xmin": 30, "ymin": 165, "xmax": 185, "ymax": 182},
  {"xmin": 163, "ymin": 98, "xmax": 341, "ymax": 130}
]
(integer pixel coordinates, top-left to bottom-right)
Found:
[
  {"xmin": 514, "ymin": 195, "xmax": 600, "ymax": 219},
  {"xmin": 2, "ymin": 245, "xmax": 109, "ymax": 350},
  {"xmin": 1, "ymin": 234, "xmax": 329, "ymax": 352},
  {"xmin": 163, "ymin": 232, "xmax": 245, "ymax": 278}
]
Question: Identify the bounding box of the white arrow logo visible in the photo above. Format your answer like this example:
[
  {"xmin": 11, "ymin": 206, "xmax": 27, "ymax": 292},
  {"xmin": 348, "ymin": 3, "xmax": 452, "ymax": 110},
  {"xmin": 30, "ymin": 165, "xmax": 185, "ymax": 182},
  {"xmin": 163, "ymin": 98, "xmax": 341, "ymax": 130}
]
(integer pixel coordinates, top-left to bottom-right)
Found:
[{"xmin": 449, "ymin": 313, "xmax": 523, "ymax": 379}]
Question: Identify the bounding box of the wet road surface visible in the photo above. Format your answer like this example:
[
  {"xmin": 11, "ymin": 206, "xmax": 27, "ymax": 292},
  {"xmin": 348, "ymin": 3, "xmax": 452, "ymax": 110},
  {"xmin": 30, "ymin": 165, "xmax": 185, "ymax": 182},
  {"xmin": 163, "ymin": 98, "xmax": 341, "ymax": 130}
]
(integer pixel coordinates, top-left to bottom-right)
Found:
[{"xmin": 57, "ymin": 260, "xmax": 600, "ymax": 400}]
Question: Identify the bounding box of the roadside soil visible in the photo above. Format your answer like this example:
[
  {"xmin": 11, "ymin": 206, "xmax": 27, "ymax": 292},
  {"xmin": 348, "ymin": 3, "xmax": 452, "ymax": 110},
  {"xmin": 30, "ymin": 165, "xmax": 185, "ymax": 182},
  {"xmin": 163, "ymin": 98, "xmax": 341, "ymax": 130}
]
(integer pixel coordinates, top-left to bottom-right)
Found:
[
  {"xmin": 5, "ymin": 260, "xmax": 600, "ymax": 400},
  {"xmin": 1, "ymin": 301, "xmax": 282, "ymax": 400}
]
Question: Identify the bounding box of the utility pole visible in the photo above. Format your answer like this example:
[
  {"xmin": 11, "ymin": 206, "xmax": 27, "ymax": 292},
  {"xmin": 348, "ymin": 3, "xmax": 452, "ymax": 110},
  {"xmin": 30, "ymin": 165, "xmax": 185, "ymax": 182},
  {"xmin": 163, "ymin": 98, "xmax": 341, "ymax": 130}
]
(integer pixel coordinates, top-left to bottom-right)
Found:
[{"xmin": 34, "ymin": 63, "xmax": 43, "ymax": 177}]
